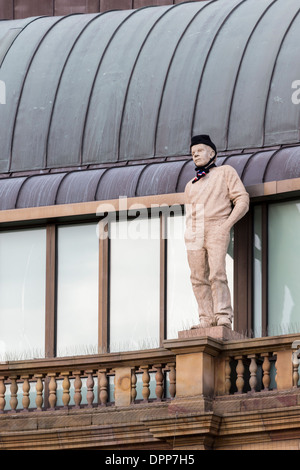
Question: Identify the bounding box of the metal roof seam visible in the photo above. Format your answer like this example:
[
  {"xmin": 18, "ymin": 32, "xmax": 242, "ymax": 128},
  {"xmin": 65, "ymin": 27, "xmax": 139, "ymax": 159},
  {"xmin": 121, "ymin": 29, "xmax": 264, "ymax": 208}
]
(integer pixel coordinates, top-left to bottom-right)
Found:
[
  {"xmin": 80, "ymin": 6, "xmax": 155, "ymax": 165},
  {"xmin": 174, "ymin": 159, "xmax": 192, "ymax": 193},
  {"xmin": 93, "ymin": 167, "xmax": 115, "ymax": 201},
  {"xmin": 262, "ymin": 147, "xmax": 284, "ymax": 183},
  {"xmin": 8, "ymin": 15, "xmax": 67, "ymax": 172},
  {"xmin": 225, "ymin": 0, "xmax": 277, "ymax": 150},
  {"xmin": 190, "ymin": 0, "xmax": 247, "ymax": 141},
  {"xmin": 116, "ymin": 2, "xmax": 183, "ymax": 162},
  {"xmin": 80, "ymin": 9, "xmax": 140, "ymax": 165},
  {"xmin": 153, "ymin": 0, "xmax": 215, "ymax": 158},
  {"xmin": 133, "ymin": 161, "xmax": 155, "ymax": 197},
  {"xmin": 262, "ymin": 6, "xmax": 300, "ymax": 147},
  {"xmin": 44, "ymin": 12, "xmax": 105, "ymax": 169},
  {"xmin": 0, "ymin": 17, "xmax": 42, "ymax": 68},
  {"xmin": 53, "ymin": 171, "xmax": 71, "ymax": 205},
  {"xmin": 240, "ymin": 150, "xmax": 262, "ymax": 181},
  {"xmin": 14, "ymin": 174, "xmax": 31, "ymax": 209}
]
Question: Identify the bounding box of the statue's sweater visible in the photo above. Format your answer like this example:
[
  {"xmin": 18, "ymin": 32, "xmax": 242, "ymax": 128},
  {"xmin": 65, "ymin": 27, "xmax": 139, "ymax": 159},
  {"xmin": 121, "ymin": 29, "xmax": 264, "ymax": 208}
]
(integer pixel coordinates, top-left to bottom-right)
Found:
[{"xmin": 184, "ymin": 164, "xmax": 249, "ymax": 238}]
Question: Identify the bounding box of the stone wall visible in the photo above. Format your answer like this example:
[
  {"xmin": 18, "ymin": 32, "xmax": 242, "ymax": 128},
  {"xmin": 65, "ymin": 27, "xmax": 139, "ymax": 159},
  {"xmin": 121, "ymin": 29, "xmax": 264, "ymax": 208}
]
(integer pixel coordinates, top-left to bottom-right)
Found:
[{"xmin": 0, "ymin": 0, "xmax": 204, "ymax": 20}]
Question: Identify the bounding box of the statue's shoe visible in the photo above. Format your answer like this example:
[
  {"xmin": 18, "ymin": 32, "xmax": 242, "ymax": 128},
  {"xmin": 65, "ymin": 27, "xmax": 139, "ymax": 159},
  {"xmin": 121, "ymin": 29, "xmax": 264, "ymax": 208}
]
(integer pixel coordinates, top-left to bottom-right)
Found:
[
  {"xmin": 215, "ymin": 316, "xmax": 232, "ymax": 329},
  {"xmin": 191, "ymin": 319, "xmax": 215, "ymax": 329}
]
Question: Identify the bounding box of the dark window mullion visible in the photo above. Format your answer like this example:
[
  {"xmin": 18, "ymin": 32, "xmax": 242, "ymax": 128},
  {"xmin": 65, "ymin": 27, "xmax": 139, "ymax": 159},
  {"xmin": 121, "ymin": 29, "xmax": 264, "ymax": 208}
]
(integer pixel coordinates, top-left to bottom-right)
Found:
[
  {"xmin": 45, "ymin": 224, "xmax": 56, "ymax": 359},
  {"xmin": 98, "ymin": 219, "xmax": 109, "ymax": 354},
  {"xmin": 160, "ymin": 213, "xmax": 167, "ymax": 346},
  {"xmin": 261, "ymin": 203, "xmax": 268, "ymax": 336}
]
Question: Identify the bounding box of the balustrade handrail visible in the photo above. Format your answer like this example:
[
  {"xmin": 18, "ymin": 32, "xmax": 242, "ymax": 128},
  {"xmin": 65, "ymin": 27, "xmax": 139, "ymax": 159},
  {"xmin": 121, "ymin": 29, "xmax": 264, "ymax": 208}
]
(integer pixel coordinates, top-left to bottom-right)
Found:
[
  {"xmin": 0, "ymin": 347, "xmax": 176, "ymax": 376},
  {"xmin": 2, "ymin": 332, "xmax": 299, "ymax": 375},
  {"xmin": 220, "ymin": 332, "xmax": 300, "ymax": 356},
  {"xmin": 163, "ymin": 331, "xmax": 300, "ymax": 355},
  {"xmin": 0, "ymin": 347, "xmax": 177, "ymax": 413}
]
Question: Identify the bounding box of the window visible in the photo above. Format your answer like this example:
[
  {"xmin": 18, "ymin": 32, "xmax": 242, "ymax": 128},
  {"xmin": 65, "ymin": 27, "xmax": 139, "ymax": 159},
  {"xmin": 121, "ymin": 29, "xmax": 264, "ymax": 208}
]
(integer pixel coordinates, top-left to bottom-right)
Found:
[
  {"xmin": 0, "ymin": 228, "xmax": 46, "ymax": 360},
  {"xmin": 253, "ymin": 199, "xmax": 300, "ymax": 337},
  {"xmin": 268, "ymin": 200, "xmax": 300, "ymax": 336},
  {"xmin": 166, "ymin": 214, "xmax": 198, "ymax": 337},
  {"xmin": 56, "ymin": 223, "xmax": 99, "ymax": 357},
  {"xmin": 109, "ymin": 217, "xmax": 160, "ymax": 352},
  {"xmin": 166, "ymin": 213, "xmax": 234, "ymax": 337}
]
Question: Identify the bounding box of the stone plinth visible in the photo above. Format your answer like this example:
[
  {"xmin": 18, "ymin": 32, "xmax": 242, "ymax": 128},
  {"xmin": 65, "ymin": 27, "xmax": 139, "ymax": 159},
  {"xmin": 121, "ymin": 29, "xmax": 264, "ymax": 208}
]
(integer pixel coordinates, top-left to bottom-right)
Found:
[{"xmin": 178, "ymin": 325, "xmax": 247, "ymax": 341}]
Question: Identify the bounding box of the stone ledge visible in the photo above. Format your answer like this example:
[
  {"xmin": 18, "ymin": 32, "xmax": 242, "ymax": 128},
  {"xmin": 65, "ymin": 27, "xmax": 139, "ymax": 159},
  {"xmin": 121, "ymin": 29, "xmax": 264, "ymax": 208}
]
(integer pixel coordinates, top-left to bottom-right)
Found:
[{"xmin": 178, "ymin": 326, "xmax": 247, "ymax": 342}]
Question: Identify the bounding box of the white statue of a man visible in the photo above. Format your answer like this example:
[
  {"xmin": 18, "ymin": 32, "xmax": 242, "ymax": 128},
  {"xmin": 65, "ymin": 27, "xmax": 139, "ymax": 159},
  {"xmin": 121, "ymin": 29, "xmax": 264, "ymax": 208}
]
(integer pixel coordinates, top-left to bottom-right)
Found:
[{"xmin": 184, "ymin": 135, "xmax": 249, "ymax": 329}]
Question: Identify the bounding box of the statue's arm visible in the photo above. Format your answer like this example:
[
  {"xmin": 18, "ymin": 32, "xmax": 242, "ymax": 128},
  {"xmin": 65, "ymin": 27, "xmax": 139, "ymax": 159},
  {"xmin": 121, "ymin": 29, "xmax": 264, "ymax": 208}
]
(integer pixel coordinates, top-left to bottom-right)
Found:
[{"xmin": 220, "ymin": 166, "xmax": 250, "ymax": 232}]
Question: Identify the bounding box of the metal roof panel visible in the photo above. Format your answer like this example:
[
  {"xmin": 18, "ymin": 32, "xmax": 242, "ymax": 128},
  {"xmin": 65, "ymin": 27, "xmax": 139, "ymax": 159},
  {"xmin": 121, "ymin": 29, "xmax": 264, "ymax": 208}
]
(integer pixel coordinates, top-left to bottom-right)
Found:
[{"xmin": 1, "ymin": 2, "xmax": 300, "ymax": 173}]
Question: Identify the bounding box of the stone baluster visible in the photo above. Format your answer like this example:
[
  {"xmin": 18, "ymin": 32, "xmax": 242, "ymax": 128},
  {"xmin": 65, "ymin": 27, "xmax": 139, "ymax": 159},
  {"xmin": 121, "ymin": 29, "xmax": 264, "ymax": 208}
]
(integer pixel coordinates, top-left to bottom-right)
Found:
[
  {"xmin": 48, "ymin": 373, "xmax": 57, "ymax": 410},
  {"xmin": 9, "ymin": 376, "xmax": 18, "ymax": 412},
  {"xmin": 262, "ymin": 353, "xmax": 271, "ymax": 391},
  {"xmin": 85, "ymin": 370, "xmax": 95, "ymax": 408},
  {"xmin": 131, "ymin": 368, "xmax": 137, "ymax": 404},
  {"xmin": 225, "ymin": 358, "xmax": 231, "ymax": 395},
  {"xmin": 248, "ymin": 355, "xmax": 258, "ymax": 393},
  {"xmin": 21, "ymin": 375, "xmax": 30, "ymax": 412},
  {"xmin": 167, "ymin": 363, "xmax": 176, "ymax": 399},
  {"xmin": 140, "ymin": 365, "xmax": 150, "ymax": 402},
  {"xmin": 34, "ymin": 374, "xmax": 44, "ymax": 411},
  {"xmin": 235, "ymin": 357, "xmax": 244, "ymax": 394},
  {"xmin": 154, "ymin": 364, "xmax": 164, "ymax": 401},
  {"xmin": 113, "ymin": 374, "xmax": 116, "ymax": 403},
  {"xmin": 61, "ymin": 372, "xmax": 71, "ymax": 409},
  {"xmin": 73, "ymin": 371, "xmax": 82, "ymax": 409},
  {"xmin": 99, "ymin": 369, "xmax": 108, "ymax": 406},
  {"xmin": 0, "ymin": 376, "xmax": 6, "ymax": 413}
]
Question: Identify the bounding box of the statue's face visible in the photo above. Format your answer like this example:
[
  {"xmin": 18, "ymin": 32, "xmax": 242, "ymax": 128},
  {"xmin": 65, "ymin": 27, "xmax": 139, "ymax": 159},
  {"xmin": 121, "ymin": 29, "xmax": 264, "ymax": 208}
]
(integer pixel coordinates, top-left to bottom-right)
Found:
[{"xmin": 191, "ymin": 143, "xmax": 215, "ymax": 167}]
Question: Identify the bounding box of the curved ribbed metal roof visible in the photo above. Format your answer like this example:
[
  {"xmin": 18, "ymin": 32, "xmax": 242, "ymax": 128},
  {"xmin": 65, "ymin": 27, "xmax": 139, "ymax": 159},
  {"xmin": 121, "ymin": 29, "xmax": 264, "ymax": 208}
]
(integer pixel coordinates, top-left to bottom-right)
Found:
[
  {"xmin": 0, "ymin": 145, "xmax": 300, "ymax": 210},
  {"xmin": 0, "ymin": 0, "xmax": 300, "ymax": 176}
]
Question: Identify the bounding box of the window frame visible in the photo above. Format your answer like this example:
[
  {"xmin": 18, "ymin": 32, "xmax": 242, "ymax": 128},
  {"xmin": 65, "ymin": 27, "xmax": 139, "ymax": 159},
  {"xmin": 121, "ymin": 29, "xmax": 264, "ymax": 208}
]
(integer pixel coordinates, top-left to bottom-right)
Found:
[
  {"xmin": 0, "ymin": 225, "xmax": 47, "ymax": 360},
  {"xmin": 0, "ymin": 199, "xmax": 179, "ymax": 358},
  {"xmin": 252, "ymin": 195, "xmax": 300, "ymax": 337}
]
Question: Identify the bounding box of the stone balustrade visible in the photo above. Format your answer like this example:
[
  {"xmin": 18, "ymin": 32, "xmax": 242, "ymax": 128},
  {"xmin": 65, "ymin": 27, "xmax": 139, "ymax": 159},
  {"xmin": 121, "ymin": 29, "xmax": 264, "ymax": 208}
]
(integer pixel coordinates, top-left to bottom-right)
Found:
[
  {"xmin": 0, "ymin": 332, "xmax": 300, "ymax": 414},
  {"xmin": 163, "ymin": 331, "xmax": 300, "ymax": 400},
  {"xmin": 0, "ymin": 350, "xmax": 176, "ymax": 413}
]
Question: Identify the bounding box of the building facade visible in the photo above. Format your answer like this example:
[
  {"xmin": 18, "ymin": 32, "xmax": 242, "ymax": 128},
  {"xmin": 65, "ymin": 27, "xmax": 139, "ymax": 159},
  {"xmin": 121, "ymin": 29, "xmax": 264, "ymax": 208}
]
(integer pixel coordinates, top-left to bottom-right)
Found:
[{"xmin": 0, "ymin": 0, "xmax": 300, "ymax": 450}]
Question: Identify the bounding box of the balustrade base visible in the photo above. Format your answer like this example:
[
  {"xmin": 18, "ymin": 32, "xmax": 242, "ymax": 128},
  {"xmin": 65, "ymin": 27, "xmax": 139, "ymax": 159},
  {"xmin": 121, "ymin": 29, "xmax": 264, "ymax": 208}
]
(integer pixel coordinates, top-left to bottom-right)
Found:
[
  {"xmin": 2, "ymin": 390, "xmax": 300, "ymax": 450},
  {"xmin": 178, "ymin": 325, "xmax": 247, "ymax": 341}
]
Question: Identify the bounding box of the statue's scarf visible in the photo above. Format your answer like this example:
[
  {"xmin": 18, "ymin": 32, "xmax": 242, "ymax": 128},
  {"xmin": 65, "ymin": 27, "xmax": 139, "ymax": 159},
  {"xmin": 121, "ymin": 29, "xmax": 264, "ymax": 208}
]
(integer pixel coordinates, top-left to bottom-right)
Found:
[{"xmin": 192, "ymin": 157, "xmax": 216, "ymax": 184}]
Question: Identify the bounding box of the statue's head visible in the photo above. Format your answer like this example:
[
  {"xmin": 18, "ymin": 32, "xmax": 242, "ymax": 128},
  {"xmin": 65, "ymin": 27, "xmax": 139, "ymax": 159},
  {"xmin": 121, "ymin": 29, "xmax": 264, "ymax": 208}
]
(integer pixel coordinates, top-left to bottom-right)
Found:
[{"xmin": 190, "ymin": 135, "xmax": 217, "ymax": 167}]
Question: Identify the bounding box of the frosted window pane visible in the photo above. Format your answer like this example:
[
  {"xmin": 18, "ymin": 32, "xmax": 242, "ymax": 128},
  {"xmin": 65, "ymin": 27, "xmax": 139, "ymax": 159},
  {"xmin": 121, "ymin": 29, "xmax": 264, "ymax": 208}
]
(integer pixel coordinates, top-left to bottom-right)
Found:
[
  {"xmin": 166, "ymin": 215, "xmax": 234, "ymax": 338},
  {"xmin": 0, "ymin": 229, "xmax": 46, "ymax": 360},
  {"xmin": 253, "ymin": 206, "xmax": 262, "ymax": 337},
  {"xmin": 109, "ymin": 218, "xmax": 160, "ymax": 352},
  {"xmin": 167, "ymin": 215, "xmax": 198, "ymax": 337},
  {"xmin": 268, "ymin": 201, "xmax": 300, "ymax": 336},
  {"xmin": 56, "ymin": 224, "xmax": 99, "ymax": 357},
  {"xmin": 227, "ymin": 230, "xmax": 234, "ymax": 322}
]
